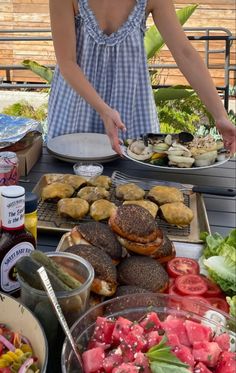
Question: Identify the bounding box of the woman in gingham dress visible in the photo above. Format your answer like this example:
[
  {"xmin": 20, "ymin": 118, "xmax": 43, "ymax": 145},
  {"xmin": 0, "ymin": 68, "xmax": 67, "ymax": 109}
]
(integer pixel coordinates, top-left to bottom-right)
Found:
[{"xmin": 47, "ymin": 0, "xmax": 236, "ymax": 156}]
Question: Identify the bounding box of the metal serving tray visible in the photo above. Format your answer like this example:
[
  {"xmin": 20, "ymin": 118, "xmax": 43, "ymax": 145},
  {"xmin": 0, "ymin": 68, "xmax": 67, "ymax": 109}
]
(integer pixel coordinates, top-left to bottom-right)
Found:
[{"xmin": 33, "ymin": 171, "xmax": 211, "ymax": 243}]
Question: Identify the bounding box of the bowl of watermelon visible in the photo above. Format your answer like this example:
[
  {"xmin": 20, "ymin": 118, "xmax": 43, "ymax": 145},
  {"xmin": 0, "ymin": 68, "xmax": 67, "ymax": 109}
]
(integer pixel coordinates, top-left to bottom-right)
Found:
[{"xmin": 61, "ymin": 293, "xmax": 235, "ymax": 373}]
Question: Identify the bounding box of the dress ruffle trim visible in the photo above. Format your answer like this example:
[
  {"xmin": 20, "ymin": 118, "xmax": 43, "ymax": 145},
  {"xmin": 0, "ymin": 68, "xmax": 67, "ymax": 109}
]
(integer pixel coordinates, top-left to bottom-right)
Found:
[{"xmin": 77, "ymin": 0, "xmax": 147, "ymax": 46}]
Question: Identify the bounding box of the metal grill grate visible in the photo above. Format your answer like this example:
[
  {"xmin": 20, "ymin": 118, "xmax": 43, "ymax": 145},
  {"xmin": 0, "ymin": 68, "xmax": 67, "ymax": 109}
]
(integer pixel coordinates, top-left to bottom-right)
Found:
[{"xmin": 37, "ymin": 171, "xmax": 191, "ymax": 236}]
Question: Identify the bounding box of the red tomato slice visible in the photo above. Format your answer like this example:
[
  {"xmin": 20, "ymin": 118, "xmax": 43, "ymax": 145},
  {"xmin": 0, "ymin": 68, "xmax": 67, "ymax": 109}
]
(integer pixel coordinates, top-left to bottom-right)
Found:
[
  {"xmin": 167, "ymin": 257, "xmax": 199, "ymax": 278},
  {"xmin": 207, "ymin": 297, "xmax": 230, "ymax": 313},
  {"xmin": 200, "ymin": 276, "xmax": 223, "ymax": 297},
  {"xmin": 168, "ymin": 284, "xmax": 183, "ymax": 296},
  {"xmin": 182, "ymin": 296, "xmax": 211, "ymax": 316},
  {"xmin": 175, "ymin": 274, "xmax": 208, "ymax": 296},
  {"xmin": 186, "ymin": 296, "xmax": 211, "ymax": 304}
]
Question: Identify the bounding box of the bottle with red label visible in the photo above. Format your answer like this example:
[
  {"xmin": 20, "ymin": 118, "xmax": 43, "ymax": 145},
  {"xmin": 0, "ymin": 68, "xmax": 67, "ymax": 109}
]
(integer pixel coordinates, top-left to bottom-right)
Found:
[{"xmin": 0, "ymin": 185, "xmax": 36, "ymax": 296}]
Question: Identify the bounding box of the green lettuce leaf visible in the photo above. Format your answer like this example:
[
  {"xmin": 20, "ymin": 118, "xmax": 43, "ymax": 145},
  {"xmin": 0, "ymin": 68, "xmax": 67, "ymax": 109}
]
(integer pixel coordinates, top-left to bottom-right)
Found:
[
  {"xmin": 204, "ymin": 256, "xmax": 236, "ymax": 294},
  {"xmin": 202, "ymin": 229, "xmax": 236, "ymax": 258},
  {"xmin": 202, "ymin": 232, "xmax": 225, "ymax": 258},
  {"xmin": 226, "ymin": 295, "xmax": 236, "ymax": 318},
  {"xmin": 226, "ymin": 229, "xmax": 236, "ymax": 248}
]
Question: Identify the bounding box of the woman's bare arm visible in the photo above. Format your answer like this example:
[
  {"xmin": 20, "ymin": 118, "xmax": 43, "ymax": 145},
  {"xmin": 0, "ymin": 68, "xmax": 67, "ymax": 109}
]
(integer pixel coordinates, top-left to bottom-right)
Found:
[
  {"xmin": 149, "ymin": 0, "xmax": 236, "ymax": 153},
  {"xmin": 49, "ymin": 0, "xmax": 126, "ymax": 154}
]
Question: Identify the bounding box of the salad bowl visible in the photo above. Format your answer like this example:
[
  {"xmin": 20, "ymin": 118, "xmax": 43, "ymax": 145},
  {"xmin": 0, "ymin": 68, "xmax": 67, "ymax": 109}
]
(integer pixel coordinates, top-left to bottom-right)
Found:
[
  {"xmin": 0, "ymin": 292, "xmax": 48, "ymax": 372},
  {"xmin": 61, "ymin": 293, "xmax": 235, "ymax": 373}
]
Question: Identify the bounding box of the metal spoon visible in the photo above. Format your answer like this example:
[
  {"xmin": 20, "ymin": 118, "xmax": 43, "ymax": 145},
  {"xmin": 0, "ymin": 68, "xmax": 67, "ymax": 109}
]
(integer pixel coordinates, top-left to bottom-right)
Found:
[{"xmin": 37, "ymin": 266, "xmax": 84, "ymax": 370}]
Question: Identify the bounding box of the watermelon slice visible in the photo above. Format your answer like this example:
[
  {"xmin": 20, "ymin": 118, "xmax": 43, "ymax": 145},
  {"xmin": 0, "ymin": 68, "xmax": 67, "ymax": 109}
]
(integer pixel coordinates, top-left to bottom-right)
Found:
[
  {"xmin": 185, "ymin": 320, "xmax": 212, "ymax": 344},
  {"xmin": 213, "ymin": 333, "xmax": 230, "ymax": 352},
  {"xmin": 103, "ymin": 349, "xmax": 123, "ymax": 373},
  {"xmin": 215, "ymin": 351, "xmax": 236, "ymax": 373},
  {"xmin": 82, "ymin": 346, "xmax": 105, "ymax": 373},
  {"xmin": 139, "ymin": 312, "xmax": 162, "ymax": 333},
  {"xmin": 112, "ymin": 362, "xmax": 140, "ymax": 372},
  {"xmin": 172, "ymin": 344, "xmax": 195, "ymax": 367},
  {"xmin": 162, "ymin": 316, "xmax": 190, "ymax": 346},
  {"xmin": 194, "ymin": 362, "xmax": 212, "ymax": 373},
  {"xmin": 192, "ymin": 341, "xmax": 222, "ymax": 367},
  {"xmin": 112, "ymin": 317, "xmax": 133, "ymax": 344}
]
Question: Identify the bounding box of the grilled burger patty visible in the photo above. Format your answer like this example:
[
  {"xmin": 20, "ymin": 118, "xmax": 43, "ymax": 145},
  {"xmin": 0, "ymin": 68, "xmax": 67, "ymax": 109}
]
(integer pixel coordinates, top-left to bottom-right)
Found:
[
  {"xmin": 117, "ymin": 228, "xmax": 163, "ymax": 256},
  {"xmin": 117, "ymin": 256, "xmax": 169, "ymax": 292},
  {"xmin": 109, "ymin": 204, "xmax": 159, "ymax": 243}
]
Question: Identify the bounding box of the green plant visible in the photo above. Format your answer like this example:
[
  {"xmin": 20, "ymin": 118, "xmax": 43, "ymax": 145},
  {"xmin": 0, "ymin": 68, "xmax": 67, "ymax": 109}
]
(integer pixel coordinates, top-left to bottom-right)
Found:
[
  {"xmin": 228, "ymin": 109, "xmax": 236, "ymax": 126},
  {"xmin": 2, "ymin": 100, "xmax": 47, "ymax": 121},
  {"xmin": 145, "ymin": 5, "xmax": 198, "ymax": 59},
  {"xmin": 157, "ymin": 94, "xmax": 214, "ymax": 133},
  {"xmin": 229, "ymin": 85, "xmax": 236, "ymax": 97},
  {"xmin": 2, "ymin": 100, "xmax": 48, "ymax": 137},
  {"xmin": 22, "ymin": 60, "xmax": 53, "ymax": 84}
]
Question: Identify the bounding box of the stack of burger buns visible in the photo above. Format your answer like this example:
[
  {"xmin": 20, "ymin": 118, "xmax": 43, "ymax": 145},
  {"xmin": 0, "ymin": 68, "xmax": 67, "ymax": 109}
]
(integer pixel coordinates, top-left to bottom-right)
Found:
[{"xmin": 109, "ymin": 204, "xmax": 174, "ymax": 261}]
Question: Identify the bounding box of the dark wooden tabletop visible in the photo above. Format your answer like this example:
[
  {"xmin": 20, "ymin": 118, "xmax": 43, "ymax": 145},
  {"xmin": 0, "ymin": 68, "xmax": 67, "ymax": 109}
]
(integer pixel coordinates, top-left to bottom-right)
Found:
[{"xmin": 19, "ymin": 146, "xmax": 236, "ymax": 252}]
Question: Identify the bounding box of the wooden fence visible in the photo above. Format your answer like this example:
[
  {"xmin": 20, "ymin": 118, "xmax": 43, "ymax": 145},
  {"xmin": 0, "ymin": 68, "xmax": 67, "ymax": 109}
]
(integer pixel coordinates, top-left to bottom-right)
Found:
[{"xmin": 0, "ymin": 0, "xmax": 235, "ymax": 86}]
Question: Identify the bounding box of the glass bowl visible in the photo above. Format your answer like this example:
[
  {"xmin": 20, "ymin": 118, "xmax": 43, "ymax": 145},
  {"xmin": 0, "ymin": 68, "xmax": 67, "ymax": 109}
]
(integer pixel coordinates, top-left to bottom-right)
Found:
[
  {"xmin": 18, "ymin": 251, "xmax": 94, "ymax": 373},
  {"xmin": 73, "ymin": 162, "xmax": 104, "ymax": 179},
  {"xmin": 61, "ymin": 293, "xmax": 235, "ymax": 373}
]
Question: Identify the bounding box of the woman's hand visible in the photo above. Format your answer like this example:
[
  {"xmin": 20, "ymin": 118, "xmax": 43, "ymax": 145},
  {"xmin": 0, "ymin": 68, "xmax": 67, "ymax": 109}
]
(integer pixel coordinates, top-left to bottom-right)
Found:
[
  {"xmin": 100, "ymin": 107, "xmax": 126, "ymax": 156},
  {"xmin": 215, "ymin": 118, "xmax": 236, "ymax": 155}
]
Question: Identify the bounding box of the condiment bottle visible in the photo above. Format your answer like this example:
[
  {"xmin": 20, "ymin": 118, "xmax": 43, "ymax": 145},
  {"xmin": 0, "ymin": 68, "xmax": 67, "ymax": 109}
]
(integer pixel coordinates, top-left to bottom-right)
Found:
[
  {"xmin": 0, "ymin": 185, "xmax": 36, "ymax": 296},
  {"xmin": 25, "ymin": 192, "xmax": 38, "ymax": 243}
]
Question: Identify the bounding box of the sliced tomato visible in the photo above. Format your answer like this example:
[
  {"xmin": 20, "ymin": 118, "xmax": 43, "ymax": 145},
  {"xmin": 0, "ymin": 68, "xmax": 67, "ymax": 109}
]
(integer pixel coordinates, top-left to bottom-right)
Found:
[
  {"xmin": 168, "ymin": 284, "xmax": 182, "ymax": 296},
  {"xmin": 207, "ymin": 297, "xmax": 229, "ymax": 313},
  {"xmin": 175, "ymin": 274, "xmax": 208, "ymax": 296},
  {"xmin": 182, "ymin": 296, "xmax": 211, "ymax": 316},
  {"xmin": 200, "ymin": 276, "xmax": 223, "ymax": 297},
  {"xmin": 186, "ymin": 296, "xmax": 211, "ymax": 304},
  {"xmin": 167, "ymin": 257, "xmax": 200, "ymax": 278}
]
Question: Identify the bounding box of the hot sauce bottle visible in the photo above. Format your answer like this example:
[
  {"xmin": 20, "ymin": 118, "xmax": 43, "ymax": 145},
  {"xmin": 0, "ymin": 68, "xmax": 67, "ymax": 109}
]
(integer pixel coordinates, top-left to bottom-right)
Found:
[{"xmin": 0, "ymin": 185, "xmax": 36, "ymax": 296}]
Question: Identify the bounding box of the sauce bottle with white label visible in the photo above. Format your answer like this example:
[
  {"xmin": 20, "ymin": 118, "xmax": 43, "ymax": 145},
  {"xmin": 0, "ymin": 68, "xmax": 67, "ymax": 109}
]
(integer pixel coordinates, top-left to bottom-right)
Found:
[{"xmin": 0, "ymin": 185, "xmax": 36, "ymax": 296}]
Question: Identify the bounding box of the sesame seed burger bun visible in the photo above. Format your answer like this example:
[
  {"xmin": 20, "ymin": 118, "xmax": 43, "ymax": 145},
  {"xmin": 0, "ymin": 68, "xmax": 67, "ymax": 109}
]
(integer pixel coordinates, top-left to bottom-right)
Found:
[
  {"xmin": 114, "ymin": 285, "xmax": 151, "ymax": 297},
  {"xmin": 72, "ymin": 222, "xmax": 122, "ymax": 260},
  {"xmin": 151, "ymin": 234, "xmax": 176, "ymax": 263},
  {"xmin": 109, "ymin": 204, "xmax": 159, "ymax": 243},
  {"xmin": 117, "ymin": 256, "xmax": 169, "ymax": 292},
  {"xmin": 65, "ymin": 244, "xmax": 117, "ymax": 296}
]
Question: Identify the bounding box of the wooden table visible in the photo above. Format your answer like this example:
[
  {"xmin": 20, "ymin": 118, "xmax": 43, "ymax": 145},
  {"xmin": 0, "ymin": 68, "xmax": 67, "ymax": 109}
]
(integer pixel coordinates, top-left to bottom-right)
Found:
[{"xmin": 20, "ymin": 147, "xmax": 235, "ymax": 252}]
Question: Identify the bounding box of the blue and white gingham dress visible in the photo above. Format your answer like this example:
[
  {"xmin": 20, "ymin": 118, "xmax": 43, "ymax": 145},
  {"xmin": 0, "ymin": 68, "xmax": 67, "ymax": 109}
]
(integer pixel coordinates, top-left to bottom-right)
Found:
[{"xmin": 47, "ymin": 0, "xmax": 159, "ymax": 140}]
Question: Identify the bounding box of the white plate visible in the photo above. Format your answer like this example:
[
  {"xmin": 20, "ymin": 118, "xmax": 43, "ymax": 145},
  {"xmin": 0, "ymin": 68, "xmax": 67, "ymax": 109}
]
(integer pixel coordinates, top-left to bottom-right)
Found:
[
  {"xmin": 47, "ymin": 133, "xmax": 119, "ymax": 162},
  {"xmin": 122, "ymin": 146, "xmax": 230, "ymax": 171}
]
